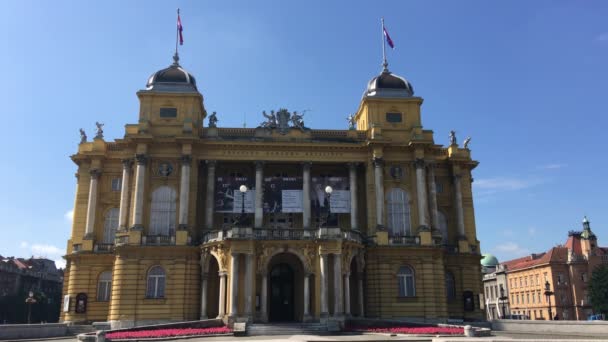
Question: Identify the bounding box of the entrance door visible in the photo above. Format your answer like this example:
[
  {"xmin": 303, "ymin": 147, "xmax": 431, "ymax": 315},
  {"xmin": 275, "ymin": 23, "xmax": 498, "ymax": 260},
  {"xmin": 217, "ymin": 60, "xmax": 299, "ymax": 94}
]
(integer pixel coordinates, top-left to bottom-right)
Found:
[{"xmin": 269, "ymin": 263, "xmax": 294, "ymax": 322}]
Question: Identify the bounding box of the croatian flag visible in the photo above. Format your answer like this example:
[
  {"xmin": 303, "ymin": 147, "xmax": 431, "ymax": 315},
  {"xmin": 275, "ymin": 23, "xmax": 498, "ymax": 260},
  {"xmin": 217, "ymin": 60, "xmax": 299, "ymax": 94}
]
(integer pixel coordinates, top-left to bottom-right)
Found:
[
  {"xmin": 177, "ymin": 12, "xmax": 184, "ymax": 45},
  {"xmin": 383, "ymin": 26, "xmax": 394, "ymax": 49}
]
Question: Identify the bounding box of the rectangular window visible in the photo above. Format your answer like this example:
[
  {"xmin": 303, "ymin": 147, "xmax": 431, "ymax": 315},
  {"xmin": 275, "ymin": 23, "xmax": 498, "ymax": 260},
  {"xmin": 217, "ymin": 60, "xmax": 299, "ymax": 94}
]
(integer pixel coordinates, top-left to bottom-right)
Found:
[
  {"xmin": 111, "ymin": 178, "xmax": 122, "ymax": 191},
  {"xmin": 386, "ymin": 112, "xmax": 403, "ymax": 123},
  {"xmin": 557, "ymin": 273, "xmax": 564, "ymax": 285},
  {"xmin": 582, "ymin": 272, "xmax": 588, "ymax": 283},
  {"xmin": 435, "ymin": 181, "xmax": 444, "ymax": 194},
  {"xmin": 525, "ymin": 276, "xmax": 528, "ymax": 287},
  {"xmin": 160, "ymin": 107, "xmax": 177, "ymax": 118},
  {"xmin": 97, "ymin": 281, "xmax": 111, "ymax": 301},
  {"xmin": 536, "ymin": 274, "xmax": 539, "ymax": 286}
]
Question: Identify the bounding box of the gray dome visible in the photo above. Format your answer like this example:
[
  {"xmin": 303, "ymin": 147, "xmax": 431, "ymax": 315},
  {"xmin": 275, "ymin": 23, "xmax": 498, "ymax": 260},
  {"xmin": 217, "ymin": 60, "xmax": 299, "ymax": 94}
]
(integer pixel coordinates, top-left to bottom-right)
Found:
[
  {"xmin": 146, "ymin": 55, "xmax": 197, "ymax": 92},
  {"xmin": 364, "ymin": 69, "xmax": 414, "ymax": 98}
]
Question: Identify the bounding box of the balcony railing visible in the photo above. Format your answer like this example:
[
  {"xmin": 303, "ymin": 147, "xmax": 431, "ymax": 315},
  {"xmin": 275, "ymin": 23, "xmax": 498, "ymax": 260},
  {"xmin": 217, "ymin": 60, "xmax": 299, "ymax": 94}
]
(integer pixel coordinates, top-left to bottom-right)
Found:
[
  {"xmin": 142, "ymin": 235, "xmax": 176, "ymax": 246},
  {"xmin": 94, "ymin": 243, "xmax": 115, "ymax": 252},
  {"xmin": 388, "ymin": 235, "xmax": 420, "ymax": 246},
  {"xmin": 202, "ymin": 227, "xmax": 363, "ymax": 244},
  {"xmin": 115, "ymin": 235, "xmax": 129, "ymax": 246}
]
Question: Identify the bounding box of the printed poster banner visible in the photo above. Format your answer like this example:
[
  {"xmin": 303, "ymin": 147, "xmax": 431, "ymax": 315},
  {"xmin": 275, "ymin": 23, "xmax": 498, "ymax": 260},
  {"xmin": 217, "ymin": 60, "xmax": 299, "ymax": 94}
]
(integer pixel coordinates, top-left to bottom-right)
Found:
[
  {"xmin": 310, "ymin": 177, "xmax": 350, "ymax": 214},
  {"xmin": 215, "ymin": 176, "xmax": 255, "ymax": 213},
  {"xmin": 263, "ymin": 177, "xmax": 303, "ymax": 213}
]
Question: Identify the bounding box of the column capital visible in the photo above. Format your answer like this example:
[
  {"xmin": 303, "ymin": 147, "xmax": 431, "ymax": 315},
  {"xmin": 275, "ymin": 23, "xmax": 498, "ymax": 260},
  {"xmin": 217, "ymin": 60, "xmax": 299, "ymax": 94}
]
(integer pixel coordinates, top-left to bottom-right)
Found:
[
  {"xmin": 302, "ymin": 161, "xmax": 312, "ymax": 170},
  {"xmin": 373, "ymin": 157, "xmax": 384, "ymax": 167},
  {"xmin": 181, "ymin": 154, "xmax": 192, "ymax": 166},
  {"xmin": 89, "ymin": 169, "xmax": 101, "ymax": 179},
  {"xmin": 206, "ymin": 160, "xmax": 217, "ymax": 168},
  {"xmin": 414, "ymin": 158, "xmax": 426, "ymax": 169},
  {"xmin": 135, "ymin": 154, "xmax": 148, "ymax": 165},
  {"xmin": 347, "ymin": 162, "xmax": 359, "ymax": 170},
  {"xmin": 255, "ymin": 161, "xmax": 265, "ymax": 170},
  {"xmin": 122, "ymin": 159, "xmax": 134, "ymax": 169}
]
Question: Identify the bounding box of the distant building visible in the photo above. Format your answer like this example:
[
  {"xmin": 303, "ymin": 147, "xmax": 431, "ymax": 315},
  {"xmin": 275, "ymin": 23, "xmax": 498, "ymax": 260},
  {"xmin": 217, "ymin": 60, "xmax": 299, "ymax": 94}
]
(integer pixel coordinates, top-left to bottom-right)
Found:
[
  {"xmin": 0, "ymin": 257, "xmax": 63, "ymax": 323},
  {"xmin": 501, "ymin": 217, "xmax": 608, "ymax": 320},
  {"xmin": 481, "ymin": 255, "xmax": 510, "ymax": 320}
]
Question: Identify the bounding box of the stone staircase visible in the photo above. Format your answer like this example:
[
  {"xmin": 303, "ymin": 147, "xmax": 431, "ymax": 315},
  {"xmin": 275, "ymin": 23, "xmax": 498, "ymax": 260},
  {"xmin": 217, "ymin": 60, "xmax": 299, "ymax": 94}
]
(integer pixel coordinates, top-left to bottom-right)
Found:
[
  {"xmin": 67, "ymin": 325, "xmax": 95, "ymax": 336},
  {"xmin": 247, "ymin": 322, "xmax": 331, "ymax": 336}
]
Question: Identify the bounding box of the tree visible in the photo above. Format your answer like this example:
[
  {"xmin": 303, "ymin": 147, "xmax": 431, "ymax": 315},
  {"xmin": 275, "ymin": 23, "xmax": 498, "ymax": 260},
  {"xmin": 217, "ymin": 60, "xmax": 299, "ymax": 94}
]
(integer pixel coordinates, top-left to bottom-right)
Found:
[{"xmin": 589, "ymin": 264, "xmax": 608, "ymax": 315}]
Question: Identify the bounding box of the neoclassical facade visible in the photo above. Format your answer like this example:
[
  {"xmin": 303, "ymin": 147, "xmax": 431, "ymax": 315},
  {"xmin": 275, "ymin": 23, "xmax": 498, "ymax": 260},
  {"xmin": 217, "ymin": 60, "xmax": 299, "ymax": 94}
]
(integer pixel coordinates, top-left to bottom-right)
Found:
[{"xmin": 61, "ymin": 54, "xmax": 483, "ymax": 328}]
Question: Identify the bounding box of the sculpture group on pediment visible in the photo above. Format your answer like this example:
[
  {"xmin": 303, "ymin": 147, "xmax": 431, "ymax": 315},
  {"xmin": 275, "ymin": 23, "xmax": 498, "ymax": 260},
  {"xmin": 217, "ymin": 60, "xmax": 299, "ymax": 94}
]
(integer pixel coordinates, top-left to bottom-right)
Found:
[
  {"xmin": 449, "ymin": 130, "xmax": 457, "ymax": 146},
  {"xmin": 259, "ymin": 108, "xmax": 307, "ymax": 134},
  {"xmin": 95, "ymin": 122, "xmax": 104, "ymax": 139},
  {"xmin": 79, "ymin": 128, "xmax": 87, "ymax": 144},
  {"xmin": 208, "ymin": 111, "xmax": 218, "ymax": 128}
]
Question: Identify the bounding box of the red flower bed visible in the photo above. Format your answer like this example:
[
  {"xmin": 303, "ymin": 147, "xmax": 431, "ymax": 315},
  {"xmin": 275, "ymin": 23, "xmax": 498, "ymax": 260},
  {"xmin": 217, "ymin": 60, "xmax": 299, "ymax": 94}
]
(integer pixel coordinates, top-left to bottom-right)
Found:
[
  {"xmin": 347, "ymin": 325, "xmax": 463, "ymax": 335},
  {"xmin": 106, "ymin": 326, "xmax": 232, "ymax": 340}
]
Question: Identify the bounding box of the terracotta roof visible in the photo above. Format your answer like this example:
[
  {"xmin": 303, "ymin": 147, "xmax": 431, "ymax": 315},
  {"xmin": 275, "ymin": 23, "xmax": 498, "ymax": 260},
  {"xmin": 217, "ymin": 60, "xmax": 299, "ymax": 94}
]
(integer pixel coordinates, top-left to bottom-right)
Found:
[
  {"xmin": 502, "ymin": 247, "xmax": 569, "ymax": 272},
  {"xmin": 564, "ymin": 235, "xmax": 583, "ymax": 255}
]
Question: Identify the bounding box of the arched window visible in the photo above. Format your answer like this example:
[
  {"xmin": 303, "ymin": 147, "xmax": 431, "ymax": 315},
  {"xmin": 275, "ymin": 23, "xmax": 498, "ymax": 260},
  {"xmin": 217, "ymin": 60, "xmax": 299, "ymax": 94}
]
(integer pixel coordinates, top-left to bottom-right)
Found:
[
  {"xmin": 103, "ymin": 208, "xmax": 119, "ymax": 244},
  {"xmin": 150, "ymin": 186, "xmax": 177, "ymax": 236},
  {"xmin": 146, "ymin": 266, "xmax": 166, "ymax": 298},
  {"xmin": 97, "ymin": 271, "xmax": 112, "ymax": 301},
  {"xmin": 397, "ymin": 266, "xmax": 415, "ymax": 297},
  {"xmin": 438, "ymin": 211, "xmax": 448, "ymax": 244},
  {"xmin": 386, "ymin": 188, "xmax": 411, "ymax": 236},
  {"xmin": 445, "ymin": 271, "xmax": 456, "ymax": 300}
]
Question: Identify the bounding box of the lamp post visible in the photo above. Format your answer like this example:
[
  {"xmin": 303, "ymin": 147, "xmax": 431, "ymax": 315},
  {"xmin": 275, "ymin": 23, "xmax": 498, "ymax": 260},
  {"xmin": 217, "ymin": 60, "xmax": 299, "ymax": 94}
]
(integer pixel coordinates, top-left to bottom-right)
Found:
[
  {"xmin": 239, "ymin": 185, "xmax": 248, "ymax": 226},
  {"xmin": 544, "ymin": 280, "xmax": 554, "ymax": 320},
  {"xmin": 25, "ymin": 291, "xmax": 36, "ymax": 324},
  {"xmin": 499, "ymin": 284, "xmax": 508, "ymax": 319},
  {"xmin": 324, "ymin": 186, "xmax": 333, "ymax": 227}
]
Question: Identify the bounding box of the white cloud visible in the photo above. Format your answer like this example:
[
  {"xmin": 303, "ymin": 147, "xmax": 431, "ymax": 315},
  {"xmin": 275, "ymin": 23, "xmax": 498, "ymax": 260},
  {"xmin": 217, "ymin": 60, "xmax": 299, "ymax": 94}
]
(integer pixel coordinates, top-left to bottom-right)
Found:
[
  {"xmin": 19, "ymin": 241, "xmax": 29, "ymax": 249},
  {"xmin": 64, "ymin": 209, "xmax": 74, "ymax": 222},
  {"xmin": 30, "ymin": 244, "xmax": 63, "ymax": 257},
  {"xmin": 537, "ymin": 163, "xmax": 567, "ymax": 170},
  {"xmin": 54, "ymin": 259, "xmax": 66, "ymax": 269},
  {"xmin": 474, "ymin": 177, "xmax": 539, "ymax": 191},
  {"xmin": 528, "ymin": 227, "xmax": 537, "ymax": 236},
  {"xmin": 495, "ymin": 242, "xmax": 529, "ymax": 257},
  {"xmin": 597, "ymin": 32, "xmax": 608, "ymax": 42}
]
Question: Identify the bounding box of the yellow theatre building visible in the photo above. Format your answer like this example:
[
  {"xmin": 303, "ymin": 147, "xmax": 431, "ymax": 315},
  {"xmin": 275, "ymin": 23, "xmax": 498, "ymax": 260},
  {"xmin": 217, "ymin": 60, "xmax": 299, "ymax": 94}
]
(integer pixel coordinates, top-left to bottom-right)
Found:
[{"xmin": 60, "ymin": 51, "xmax": 484, "ymax": 328}]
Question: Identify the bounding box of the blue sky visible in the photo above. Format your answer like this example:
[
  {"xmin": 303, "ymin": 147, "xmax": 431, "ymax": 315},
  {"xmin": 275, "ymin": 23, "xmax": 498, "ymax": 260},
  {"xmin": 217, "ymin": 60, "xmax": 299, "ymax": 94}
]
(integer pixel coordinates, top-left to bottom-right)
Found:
[{"xmin": 0, "ymin": 1, "xmax": 607, "ymax": 268}]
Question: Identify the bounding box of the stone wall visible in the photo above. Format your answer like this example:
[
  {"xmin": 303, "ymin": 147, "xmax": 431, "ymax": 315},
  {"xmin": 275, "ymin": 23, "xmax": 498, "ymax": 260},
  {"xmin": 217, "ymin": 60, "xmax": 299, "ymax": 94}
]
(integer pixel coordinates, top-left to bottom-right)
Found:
[
  {"xmin": 492, "ymin": 319, "xmax": 608, "ymax": 337},
  {"xmin": 0, "ymin": 323, "xmax": 68, "ymax": 339}
]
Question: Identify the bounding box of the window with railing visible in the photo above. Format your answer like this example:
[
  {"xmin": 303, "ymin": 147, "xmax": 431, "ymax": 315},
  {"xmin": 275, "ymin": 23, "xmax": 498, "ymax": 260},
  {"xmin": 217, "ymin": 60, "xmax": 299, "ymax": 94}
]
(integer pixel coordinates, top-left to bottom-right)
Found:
[
  {"xmin": 386, "ymin": 188, "xmax": 411, "ymax": 237},
  {"xmin": 438, "ymin": 211, "xmax": 448, "ymax": 244},
  {"xmin": 150, "ymin": 186, "xmax": 177, "ymax": 236},
  {"xmin": 103, "ymin": 208, "xmax": 119, "ymax": 244}
]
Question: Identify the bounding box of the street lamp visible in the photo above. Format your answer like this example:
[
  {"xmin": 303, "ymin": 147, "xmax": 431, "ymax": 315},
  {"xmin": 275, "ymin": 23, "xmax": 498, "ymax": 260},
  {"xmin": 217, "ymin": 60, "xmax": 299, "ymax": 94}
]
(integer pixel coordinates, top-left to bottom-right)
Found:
[
  {"xmin": 499, "ymin": 284, "xmax": 509, "ymax": 318},
  {"xmin": 544, "ymin": 280, "xmax": 554, "ymax": 320},
  {"xmin": 25, "ymin": 291, "xmax": 36, "ymax": 324},
  {"xmin": 324, "ymin": 186, "xmax": 333, "ymax": 227},
  {"xmin": 239, "ymin": 185, "xmax": 248, "ymax": 226}
]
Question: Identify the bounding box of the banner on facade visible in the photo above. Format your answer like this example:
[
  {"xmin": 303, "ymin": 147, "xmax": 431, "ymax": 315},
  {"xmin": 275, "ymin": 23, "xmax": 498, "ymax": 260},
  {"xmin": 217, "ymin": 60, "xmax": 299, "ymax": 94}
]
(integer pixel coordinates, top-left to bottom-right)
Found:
[
  {"xmin": 215, "ymin": 176, "xmax": 255, "ymax": 213},
  {"xmin": 263, "ymin": 177, "xmax": 303, "ymax": 213},
  {"xmin": 310, "ymin": 176, "xmax": 350, "ymax": 214}
]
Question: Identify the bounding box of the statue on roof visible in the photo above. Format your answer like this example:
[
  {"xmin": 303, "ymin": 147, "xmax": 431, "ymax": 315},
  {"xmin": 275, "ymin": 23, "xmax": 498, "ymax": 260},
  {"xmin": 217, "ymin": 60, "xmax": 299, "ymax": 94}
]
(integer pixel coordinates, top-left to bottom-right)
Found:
[
  {"xmin": 95, "ymin": 122, "xmax": 104, "ymax": 139},
  {"xmin": 290, "ymin": 111, "xmax": 305, "ymax": 131},
  {"xmin": 79, "ymin": 129, "xmax": 87, "ymax": 144},
  {"xmin": 260, "ymin": 110, "xmax": 277, "ymax": 129},
  {"xmin": 449, "ymin": 130, "xmax": 457, "ymax": 146},
  {"xmin": 463, "ymin": 136, "xmax": 471, "ymax": 149},
  {"xmin": 208, "ymin": 111, "xmax": 218, "ymax": 128},
  {"xmin": 347, "ymin": 114, "xmax": 356, "ymax": 130}
]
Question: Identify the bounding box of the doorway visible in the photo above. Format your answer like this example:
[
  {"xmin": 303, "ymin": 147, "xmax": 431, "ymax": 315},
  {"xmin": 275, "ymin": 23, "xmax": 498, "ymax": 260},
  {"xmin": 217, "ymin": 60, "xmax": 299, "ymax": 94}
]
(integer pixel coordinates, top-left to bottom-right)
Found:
[{"xmin": 269, "ymin": 263, "xmax": 294, "ymax": 322}]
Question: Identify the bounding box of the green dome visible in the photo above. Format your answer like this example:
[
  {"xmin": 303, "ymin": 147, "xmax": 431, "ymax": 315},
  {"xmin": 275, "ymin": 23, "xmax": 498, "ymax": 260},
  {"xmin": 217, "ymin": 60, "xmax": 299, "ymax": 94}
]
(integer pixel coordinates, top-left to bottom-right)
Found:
[{"xmin": 481, "ymin": 254, "xmax": 499, "ymax": 267}]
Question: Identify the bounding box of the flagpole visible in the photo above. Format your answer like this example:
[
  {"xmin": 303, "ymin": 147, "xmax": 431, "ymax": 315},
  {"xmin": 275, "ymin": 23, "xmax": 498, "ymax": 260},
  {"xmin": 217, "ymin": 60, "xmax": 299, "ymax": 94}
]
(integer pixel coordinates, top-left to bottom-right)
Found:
[
  {"xmin": 381, "ymin": 17, "xmax": 387, "ymax": 71},
  {"xmin": 175, "ymin": 8, "xmax": 180, "ymax": 59}
]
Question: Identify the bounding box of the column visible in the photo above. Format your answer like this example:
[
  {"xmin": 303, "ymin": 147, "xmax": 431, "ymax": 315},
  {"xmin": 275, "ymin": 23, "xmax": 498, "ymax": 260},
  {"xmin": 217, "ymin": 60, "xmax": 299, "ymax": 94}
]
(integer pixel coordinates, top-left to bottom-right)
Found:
[
  {"xmin": 428, "ymin": 164, "xmax": 440, "ymax": 232},
  {"xmin": 358, "ymin": 274, "xmax": 365, "ymax": 317},
  {"xmin": 454, "ymin": 174, "xmax": 466, "ymax": 238},
  {"xmin": 244, "ymin": 254, "xmax": 253, "ymax": 318},
  {"xmin": 349, "ymin": 163, "xmax": 358, "ymax": 230},
  {"xmin": 303, "ymin": 274, "xmax": 311, "ymax": 320},
  {"xmin": 131, "ymin": 154, "xmax": 147, "ymax": 229},
  {"xmin": 200, "ymin": 273, "xmax": 208, "ymax": 319},
  {"xmin": 217, "ymin": 272, "xmax": 227, "ymax": 318},
  {"xmin": 254, "ymin": 162, "xmax": 264, "ymax": 228},
  {"xmin": 229, "ymin": 253, "xmax": 239, "ymax": 317},
  {"xmin": 333, "ymin": 254, "xmax": 344, "ymax": 317},
  {"xmin": 205, "ymin": 161, "xmax": 216, "ymax": 230},
  {"xmin": 415, "ymin": 159, "xmax": 429, "ymax": 228},
  {"xmin": 302, "ymin": 162, "xmax": 311, "ymax": 229},
  {"xmin": 84, "ymin": 169, "xmax": 100, "ymax": 238},
  {"xmin": 118, "ymin": 160, "xmax": 132, "ymax": 230},
  {"xmin": 373, "ymin": 158, "xmax": 385, "ymax": 229},
  {"xmin": 260, "ymin": 274, "xmax": 268, "ymax": 321},
  {"xmin": 343, "ymin": 273, "xmax": 351, "ymax": 317},
  {"xmin": 178, "ymin": 155, "xmax": 192, "ymax": 229},
  {"xmin": 319, "ymin": 253, "xmax": 329, "ymax": 317}
]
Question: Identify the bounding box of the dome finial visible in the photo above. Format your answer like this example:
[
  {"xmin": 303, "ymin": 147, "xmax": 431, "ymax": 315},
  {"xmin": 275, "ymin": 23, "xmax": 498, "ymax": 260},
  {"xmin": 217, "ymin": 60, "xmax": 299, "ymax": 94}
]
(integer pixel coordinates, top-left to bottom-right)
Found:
[{"xmin": 172, "ymin": 52, "xmax": 180, "ymax": 66}]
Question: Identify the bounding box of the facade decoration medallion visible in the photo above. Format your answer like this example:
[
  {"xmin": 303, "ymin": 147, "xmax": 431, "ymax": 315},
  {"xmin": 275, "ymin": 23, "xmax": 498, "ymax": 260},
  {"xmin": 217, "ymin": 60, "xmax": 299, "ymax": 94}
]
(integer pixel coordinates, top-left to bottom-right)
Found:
[
  {"xmin": 158, "ymin": 162, "xmax": 173, "ymax": 177},
  {"xmin": 389, "ymin": 165, "xmax": 403, "ymax": 180}
]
